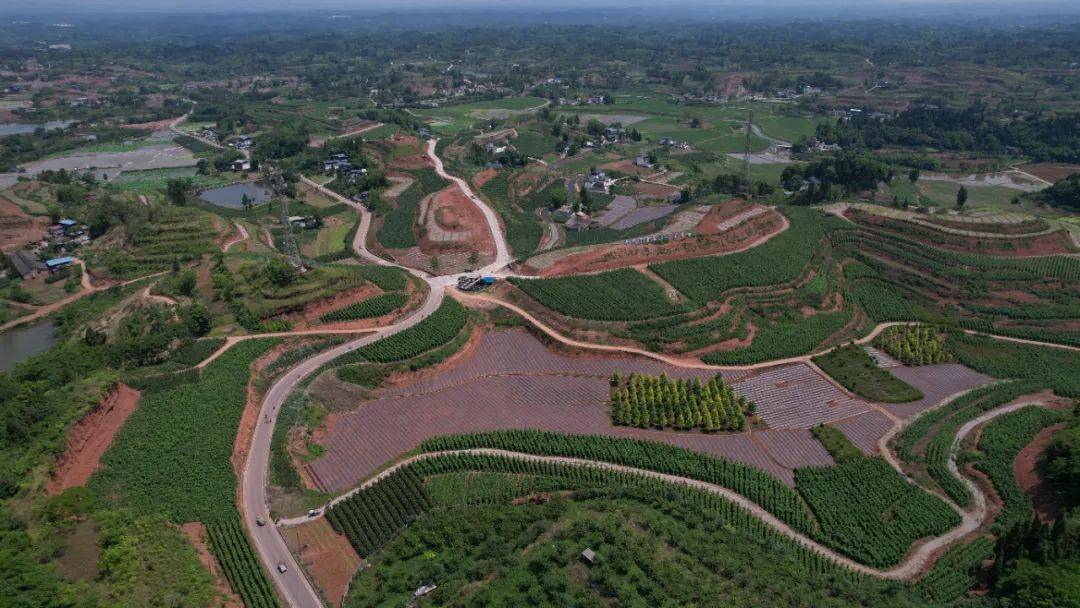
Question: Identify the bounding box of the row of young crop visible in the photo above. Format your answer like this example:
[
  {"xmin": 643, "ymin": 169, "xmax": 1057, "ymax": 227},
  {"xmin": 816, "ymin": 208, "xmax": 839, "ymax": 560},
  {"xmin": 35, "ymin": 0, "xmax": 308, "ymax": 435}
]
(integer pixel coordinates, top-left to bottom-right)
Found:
[
  {"xmin": 794, "ymin": 456, "xmax": 961, "ymax": 568},
  {"xmin": 418, "ymin": 429, "xmax": 814, "ymax": 534},
  {"xmin": 206, "ymin": 519, "xmax": 279, "ymax": 608},
  {"xmin": 508, "ymin": 268, "xmax": 693, "ymax": 322},
  {"xmin": 916, "ymin": 536, "xmax": 995, "ymax": 604},
  {"xmin": 406, "ymin": 453, "xmax": 868, "ymax": 581},
  {"xmin": 649, "ymin": 207, "xmax": 847, "ymax": 304},
  {"xmin": 949, "ymin": 334, "xmax": 1080, "ymax": 398},
  {"xmin": 353, "ymin": 265, "xmax": 409, "ymax": 291},
  {"xmin": 702, "ymin": 308, "xmax": 852, "ymax": 365},
  {"xmin": 622, "ymin": 302, "xmax": 744, "ymax": 353},
  {"xmin": 974, "ymin": 406, "xmax": 1068, "ymax": 532},
  {"xmin": 352, "ymin": 297, "xmax": 468, "ymax": 363},
  {"xmin": 423, "ymin": 471, "xmax": 570, "ymax": 507},
  {"xmin": 328, "ymin": 450, "xmax": 944, "ymax": 590},
  {"xmin": 894, "ymin": 380, "xmax": 1044, "ymax": 507},
  {"xmin": 326, "ymin": 468, "xmax": 431, "ymax": 556},
  {"xmin": 837, "ymin": 230, "xmax": 1080, "ymax": 348},
  {"xmin": 609, "ymin": 372, "xmax": 751, "ymax": 432},
  {"xmin": 833, "ymin": 228, "xmax": 1080, "ymax": 284},
  {"xmin": 320, "ymin": 292, "xmax": 409, "ymax": 323}
]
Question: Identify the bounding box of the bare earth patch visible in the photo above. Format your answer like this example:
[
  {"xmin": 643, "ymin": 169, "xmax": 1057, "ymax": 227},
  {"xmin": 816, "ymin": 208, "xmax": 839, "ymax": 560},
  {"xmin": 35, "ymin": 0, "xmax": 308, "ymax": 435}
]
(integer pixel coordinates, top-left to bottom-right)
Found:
[
  {"xmin": 0, "ymin": 194, "xmax": 49, "ymax": 251},
  {"xmin": 472, "ymin": 168, "xmax": 499, "ymax": 189},
  {"xmin": 47, "ymin": 383, "xmax": 140, "ymax": 495},
  {"xmin": 1013, "ymin": 421, "xmax": 1068, "ymax": 523},
  {"xmin": 281, "ymin": 518, "xmax": 362, "ymax": 607},
  {"xmin": 532, "ymin": 209, "xmax": 783, "ymax": 276}
]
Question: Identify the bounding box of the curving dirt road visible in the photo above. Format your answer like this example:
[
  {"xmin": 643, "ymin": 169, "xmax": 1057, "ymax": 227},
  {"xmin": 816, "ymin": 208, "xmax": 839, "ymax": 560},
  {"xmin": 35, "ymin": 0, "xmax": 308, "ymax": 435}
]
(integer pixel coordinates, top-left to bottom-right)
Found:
[
  {"xmin": 222, "ymin": 222, "xmax": 250, "ymax": 252},
  {"xmin": 0, "ymin": 260, "xmax": 166, "ymax": 333},
  {"xmin": 281, "ymin": 395, "xmax": 1045, "ymax": 581},
  {"xmin": 426, "ymin": 138, "xmax": 513, "ymax": 274}
]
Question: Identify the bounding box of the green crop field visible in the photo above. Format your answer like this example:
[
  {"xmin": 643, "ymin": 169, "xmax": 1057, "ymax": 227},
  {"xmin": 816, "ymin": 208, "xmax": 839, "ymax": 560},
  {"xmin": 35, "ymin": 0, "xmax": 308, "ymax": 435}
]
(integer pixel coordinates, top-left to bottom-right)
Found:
[
  {"xmin": 112, "ymin": 166, "xmax": 230, "ymax": 194},
  {"xmin": 975, "ymin": 406, "xmax": 1070, "ymax": 531},
  {"xmin": 812, "ymin": 344, "xmax": 924, "ymax": 402},
  {"xmin": 795, "ymin": 456, "xmax": 960, "ymax": 568},
  {"xmin": 510, "ymin": 268, "xmax": 692, "ymax": 321},
  {"xmin": 352, "ymin": 297, "xmax": 468, "ymax": 362},
  {"xmin": 651, "ymin": 207, "xmax": 846, "ymax": 304},
  {"xmin": 89, "ymin": 339, "xmax": 277, "ymax": 521}
]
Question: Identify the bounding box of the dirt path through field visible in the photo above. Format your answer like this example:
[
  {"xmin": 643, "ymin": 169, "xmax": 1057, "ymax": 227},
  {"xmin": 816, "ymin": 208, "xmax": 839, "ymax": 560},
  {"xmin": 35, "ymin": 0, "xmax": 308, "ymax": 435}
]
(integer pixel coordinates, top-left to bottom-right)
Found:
[
  {"xmin": 180, "ymin": 522, "xmax": 244, "ymax": 608},
  {"xmin": 222, "ymin": 222, "xmax": 249, "ymax": 252},
  {"xmin": 0, "ymin": 261, "xmax": 168, "ymax": 332}
]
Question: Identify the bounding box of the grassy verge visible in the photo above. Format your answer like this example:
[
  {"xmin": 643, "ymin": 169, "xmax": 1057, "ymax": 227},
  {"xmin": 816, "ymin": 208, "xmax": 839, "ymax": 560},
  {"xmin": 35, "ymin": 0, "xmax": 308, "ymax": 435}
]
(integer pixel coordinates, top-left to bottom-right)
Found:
[{"xmin": 812, "ymin": 344, "xmax": 923, "ymax": 403}]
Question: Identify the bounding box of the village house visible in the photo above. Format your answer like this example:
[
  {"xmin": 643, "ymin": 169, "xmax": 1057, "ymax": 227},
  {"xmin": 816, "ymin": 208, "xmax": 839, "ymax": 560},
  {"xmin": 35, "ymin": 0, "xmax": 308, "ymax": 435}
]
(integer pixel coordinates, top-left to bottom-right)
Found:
[
  {"xmin": 584, "ymin": 170, "xmax": 617, "ymax": 194},
  {"xmin": 6, "ymin": 249, "xmax": 45, "ymax": 280}
]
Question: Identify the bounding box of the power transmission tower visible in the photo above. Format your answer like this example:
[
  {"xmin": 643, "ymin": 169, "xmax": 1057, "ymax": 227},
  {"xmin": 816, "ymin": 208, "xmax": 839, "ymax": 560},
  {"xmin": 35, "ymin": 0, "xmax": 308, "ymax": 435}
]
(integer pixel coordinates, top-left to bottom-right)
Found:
[
  {"xmin": 742, "ymin": 109, "xmax": 753, "ymax": 200},
  {"xmin": 264, "ymin": 163, "xmax": 303, "ymax": 269}
]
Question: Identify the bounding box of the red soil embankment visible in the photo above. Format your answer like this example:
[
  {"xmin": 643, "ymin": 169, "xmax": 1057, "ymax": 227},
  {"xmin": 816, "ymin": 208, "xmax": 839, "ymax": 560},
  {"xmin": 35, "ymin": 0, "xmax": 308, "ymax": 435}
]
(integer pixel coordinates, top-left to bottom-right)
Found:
[{"xmin": 47, "ymin": 383, "xmax": 140, "ymax": 495}]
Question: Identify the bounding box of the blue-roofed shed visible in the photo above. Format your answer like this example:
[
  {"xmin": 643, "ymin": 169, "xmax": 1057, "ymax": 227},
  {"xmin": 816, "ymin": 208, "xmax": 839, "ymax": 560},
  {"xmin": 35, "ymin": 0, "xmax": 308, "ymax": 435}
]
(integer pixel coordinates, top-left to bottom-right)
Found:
[{"xmin": 45, "ymin": 256, "xmax": 75, "ymax": 271}]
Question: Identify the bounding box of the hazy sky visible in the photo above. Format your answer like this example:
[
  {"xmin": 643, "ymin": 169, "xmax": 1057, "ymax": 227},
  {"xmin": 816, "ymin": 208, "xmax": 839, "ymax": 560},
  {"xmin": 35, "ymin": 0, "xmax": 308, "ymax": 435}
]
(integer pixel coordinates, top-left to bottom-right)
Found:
[{"xmin": 5, "ymin": 0, "xmax": 1079, "ymax": 12}]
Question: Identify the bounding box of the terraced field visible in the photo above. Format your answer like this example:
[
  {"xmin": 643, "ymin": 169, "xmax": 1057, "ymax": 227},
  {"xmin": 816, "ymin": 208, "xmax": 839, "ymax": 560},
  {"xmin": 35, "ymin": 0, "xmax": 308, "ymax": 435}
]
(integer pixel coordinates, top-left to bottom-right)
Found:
[{"xmin": 307, "ymin": 330, "xmax": 994, "ymax": 492}]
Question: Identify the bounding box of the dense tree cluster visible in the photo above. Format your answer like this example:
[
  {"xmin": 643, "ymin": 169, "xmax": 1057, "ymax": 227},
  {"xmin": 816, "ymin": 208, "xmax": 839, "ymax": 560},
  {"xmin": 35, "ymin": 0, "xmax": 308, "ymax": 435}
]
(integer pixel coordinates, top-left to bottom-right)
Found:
[
  {"xmin": 609, "ymin": 372, "xmax": 751, "ymax": 432},
  {"xmin": 781, "ymin": 152, "xmax": 894, "ymax": 203},
  {"xmin": 1036, "ymin": 173, "xmax": 1080, "ymax": 211},
  {"xmin": 879, "ymin": 325, "xmax": 951, "ymax": 365},
  {"xmin": 817, "ymin": 104, "xmax": 1080, "ymax": 163}
]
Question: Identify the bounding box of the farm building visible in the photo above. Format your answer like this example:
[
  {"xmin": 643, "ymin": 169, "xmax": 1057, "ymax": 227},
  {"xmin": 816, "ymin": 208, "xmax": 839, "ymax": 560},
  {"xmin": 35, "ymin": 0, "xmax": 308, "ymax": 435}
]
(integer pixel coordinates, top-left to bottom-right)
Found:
[
  {"xmin": 287, "ymin": 216, "xmax": 320, "ymax": 230},
  {"xmin": 57, "ymin": 218, "xmax": 79, "ymax": 235},
  {"xmin": 584, "ymin": 170, "xmax": 617, "ymax": 194},
  {"xmin": 581, "ymin": 548, "xmax": 598, "ymax": 565},
  {"xmin": 6, "ymin": 249, "xmax": 45, "ymax": 279},
  {"xmin": 45, "ymin": 256, "xmax": 75, "ymax": 272},
  {"xmin": 230, "ymin": 159, "xmax": 251, "ymax": 171}
]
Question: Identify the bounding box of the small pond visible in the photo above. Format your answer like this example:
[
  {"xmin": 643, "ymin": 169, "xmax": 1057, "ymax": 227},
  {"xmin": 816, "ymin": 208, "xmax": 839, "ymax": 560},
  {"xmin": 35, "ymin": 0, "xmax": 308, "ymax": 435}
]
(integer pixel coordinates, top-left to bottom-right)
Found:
[
  {"xmin": 198, "ymin": 181, "xmax": 273, "ymax": 209},
  {"xmin": 0, "ymin": 322, "xmax": 59, "ymax": 372},
  {"xmin": 0, "ymin": 120, "xmax": 75, "ymax": 136}
]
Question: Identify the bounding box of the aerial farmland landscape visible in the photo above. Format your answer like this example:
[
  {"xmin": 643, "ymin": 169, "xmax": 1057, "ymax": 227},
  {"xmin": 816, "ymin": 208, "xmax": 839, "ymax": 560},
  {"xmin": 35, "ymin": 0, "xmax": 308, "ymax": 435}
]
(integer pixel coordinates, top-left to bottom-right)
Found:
[{"xmin": 2, "ymin": 1, "xmax": 1080, "ymax": 607}]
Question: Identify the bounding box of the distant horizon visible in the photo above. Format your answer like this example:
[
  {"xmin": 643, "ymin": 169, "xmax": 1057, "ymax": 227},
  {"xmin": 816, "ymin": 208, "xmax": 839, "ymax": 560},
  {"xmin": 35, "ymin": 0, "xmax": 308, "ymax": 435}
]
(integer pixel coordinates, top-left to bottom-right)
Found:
[{"xmin": 4, "ymin": 0, "xmax": 1080, "ymax": 20}]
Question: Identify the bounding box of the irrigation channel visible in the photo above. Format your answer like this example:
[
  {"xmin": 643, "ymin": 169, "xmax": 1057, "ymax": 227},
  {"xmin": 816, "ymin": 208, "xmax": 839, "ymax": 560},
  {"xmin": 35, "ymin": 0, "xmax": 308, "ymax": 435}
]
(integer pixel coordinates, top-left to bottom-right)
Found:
[{"xmin": 231, "ymin": 140, "xmax": 1075, "ymax": 607}]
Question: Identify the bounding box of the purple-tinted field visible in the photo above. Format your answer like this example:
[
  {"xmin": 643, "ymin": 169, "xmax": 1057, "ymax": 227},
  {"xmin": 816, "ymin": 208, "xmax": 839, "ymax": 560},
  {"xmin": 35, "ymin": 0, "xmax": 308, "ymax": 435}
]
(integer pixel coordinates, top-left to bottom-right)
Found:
[
  {"xmin": 735, "ymin": 364, "xmax": 872, "ymax": 429},
  {"xmin": 831, "ymin": 410, "xmax": 894, "ymax": 454},
  {"xmin": 882, "ymin": 364, "xmax": 991, "ymax": 419},
  {"xmin": 310, "ymin": 373, "xmax": 795, "ymax": 491},
  {"xmin": 307, "ymin": 331, "xmax": 993, "ymax": 494}
]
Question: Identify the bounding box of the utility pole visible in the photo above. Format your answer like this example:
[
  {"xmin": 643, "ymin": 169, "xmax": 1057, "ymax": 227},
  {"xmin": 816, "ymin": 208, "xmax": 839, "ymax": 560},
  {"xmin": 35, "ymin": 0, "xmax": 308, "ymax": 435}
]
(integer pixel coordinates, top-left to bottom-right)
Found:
[{"xmin": 742, "ymin": 109, "xmax": 753, "ymax": 200}]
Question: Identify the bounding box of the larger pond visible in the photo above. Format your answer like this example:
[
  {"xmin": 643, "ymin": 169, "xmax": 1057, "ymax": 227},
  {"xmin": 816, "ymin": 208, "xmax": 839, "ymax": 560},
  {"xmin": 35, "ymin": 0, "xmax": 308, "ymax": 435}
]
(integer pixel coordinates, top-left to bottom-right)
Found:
[
  {"xmin": 0, "ymin": 120, "xmax": 75, "ymax": 136},
  {"xmin": 198, "ymin": 181, "xmax": 272, "ymax": 209},
  {"xmin": 0, "ymin": 322, "xmax": 59, "ymax": 372}
]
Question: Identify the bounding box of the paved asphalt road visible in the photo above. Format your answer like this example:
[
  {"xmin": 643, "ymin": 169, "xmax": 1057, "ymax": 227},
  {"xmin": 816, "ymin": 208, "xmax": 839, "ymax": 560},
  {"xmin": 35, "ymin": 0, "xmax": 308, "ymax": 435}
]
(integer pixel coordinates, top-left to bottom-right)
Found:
[
  {"xmin": 243, "ymin": 139, "xmax": 511, "ymax": 607},
  {"xmin": 241, "ymin": 285, "xmax": 445, "ymax": 607}
]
